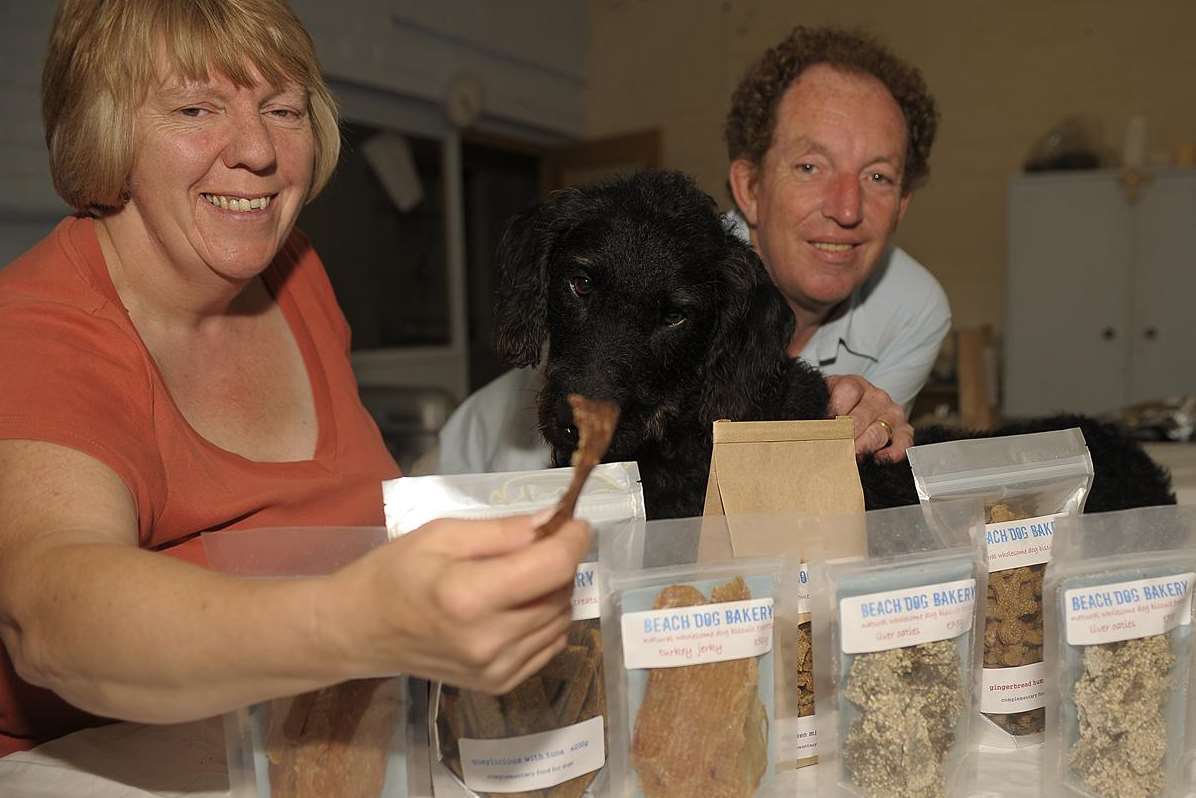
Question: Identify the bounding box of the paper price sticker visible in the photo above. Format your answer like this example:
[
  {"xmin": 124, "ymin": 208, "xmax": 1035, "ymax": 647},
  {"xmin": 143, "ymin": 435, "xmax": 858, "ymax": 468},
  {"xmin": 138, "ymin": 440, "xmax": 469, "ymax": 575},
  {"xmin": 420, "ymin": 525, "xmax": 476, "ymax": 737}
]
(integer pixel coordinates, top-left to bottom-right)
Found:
[
  {"xmin": 980, "ymin": 662, "xmax": 1046, "ymax": 714},
  {"xmin": 459, "ymin": 716, "xmax": 605, "ymax": 793}
]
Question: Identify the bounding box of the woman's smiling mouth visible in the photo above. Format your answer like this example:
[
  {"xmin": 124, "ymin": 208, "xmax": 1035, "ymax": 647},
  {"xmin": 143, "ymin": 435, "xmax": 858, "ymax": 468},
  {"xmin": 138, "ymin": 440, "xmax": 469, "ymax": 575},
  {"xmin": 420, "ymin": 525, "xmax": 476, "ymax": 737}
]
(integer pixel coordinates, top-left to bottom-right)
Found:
[{"xmin": 201, "ymin": 193, "xmax": 274, "ymax": 212}]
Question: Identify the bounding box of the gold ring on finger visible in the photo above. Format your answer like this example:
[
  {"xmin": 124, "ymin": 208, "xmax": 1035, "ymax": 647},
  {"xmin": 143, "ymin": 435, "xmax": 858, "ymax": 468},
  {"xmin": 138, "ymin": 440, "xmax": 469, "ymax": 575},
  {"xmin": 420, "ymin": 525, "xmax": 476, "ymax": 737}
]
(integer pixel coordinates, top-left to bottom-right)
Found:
[{"xmin": 876, "ymin": 418, "xmax": 893, "ymax": 445}]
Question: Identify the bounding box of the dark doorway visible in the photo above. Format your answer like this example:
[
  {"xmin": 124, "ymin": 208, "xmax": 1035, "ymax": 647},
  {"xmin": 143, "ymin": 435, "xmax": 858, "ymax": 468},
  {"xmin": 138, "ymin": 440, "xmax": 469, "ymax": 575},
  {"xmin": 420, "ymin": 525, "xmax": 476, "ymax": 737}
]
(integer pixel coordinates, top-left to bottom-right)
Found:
[
  {"xmin": 461, "ymin": 139, "xmax": 542, "ymax": 392},
  {"xmin": 299, "ymin": 121, "xmax": 450, "ymax": 350}
]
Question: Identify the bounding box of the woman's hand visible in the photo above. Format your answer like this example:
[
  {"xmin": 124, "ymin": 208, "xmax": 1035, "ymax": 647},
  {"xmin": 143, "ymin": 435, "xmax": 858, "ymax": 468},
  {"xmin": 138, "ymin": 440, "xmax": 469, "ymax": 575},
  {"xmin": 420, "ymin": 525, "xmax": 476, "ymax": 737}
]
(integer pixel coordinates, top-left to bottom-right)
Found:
[
  {"xmin": 825, "ymin": 374, "xmax": 913, "ymax": 462},
  {"xmin": 328, "ymin": 514, "xmax": 590, "ymax": 694}
]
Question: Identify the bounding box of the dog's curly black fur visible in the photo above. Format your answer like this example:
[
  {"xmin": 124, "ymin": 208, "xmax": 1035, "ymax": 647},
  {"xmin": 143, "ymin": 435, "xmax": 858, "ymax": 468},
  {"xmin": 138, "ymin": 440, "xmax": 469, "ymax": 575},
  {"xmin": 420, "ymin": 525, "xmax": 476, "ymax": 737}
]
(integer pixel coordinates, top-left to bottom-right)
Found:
[{"xmin": 495, "ymin": 169, "xmax": 1175, "ymax": 519}]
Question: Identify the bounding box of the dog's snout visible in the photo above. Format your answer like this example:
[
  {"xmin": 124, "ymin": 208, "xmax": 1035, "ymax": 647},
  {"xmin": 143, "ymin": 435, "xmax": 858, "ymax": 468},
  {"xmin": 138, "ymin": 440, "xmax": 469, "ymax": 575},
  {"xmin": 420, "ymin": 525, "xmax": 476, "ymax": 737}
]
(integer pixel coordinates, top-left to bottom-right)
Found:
[{"xmin": 555, "ymin": 398, "xmax": 580, "ymax": 444}]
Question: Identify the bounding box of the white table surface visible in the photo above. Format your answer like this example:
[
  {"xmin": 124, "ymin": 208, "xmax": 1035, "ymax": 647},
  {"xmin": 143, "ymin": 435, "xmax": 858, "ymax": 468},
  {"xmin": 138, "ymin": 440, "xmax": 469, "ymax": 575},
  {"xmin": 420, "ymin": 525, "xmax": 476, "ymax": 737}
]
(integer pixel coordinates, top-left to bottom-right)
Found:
[
  {"xmin": 0, "ymin": 717, "xmax": 229, "ymax": 798},
  {"xmin": 3, "ymin": 687, "xmax": 1195, "ymax": 798},
  {"xmin": 8, "ymin": 715, "xmax": 1184, "ymax": 798}
]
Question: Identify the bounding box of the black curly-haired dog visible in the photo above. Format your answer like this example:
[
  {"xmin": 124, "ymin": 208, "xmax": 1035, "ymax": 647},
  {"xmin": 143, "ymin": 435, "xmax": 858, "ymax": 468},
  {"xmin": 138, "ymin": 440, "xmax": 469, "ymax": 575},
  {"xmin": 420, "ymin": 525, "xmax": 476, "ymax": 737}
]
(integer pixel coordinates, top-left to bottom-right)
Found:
[{"xmin": 495, "ymin": 169, "xmax": 1174, "ymax": 519}]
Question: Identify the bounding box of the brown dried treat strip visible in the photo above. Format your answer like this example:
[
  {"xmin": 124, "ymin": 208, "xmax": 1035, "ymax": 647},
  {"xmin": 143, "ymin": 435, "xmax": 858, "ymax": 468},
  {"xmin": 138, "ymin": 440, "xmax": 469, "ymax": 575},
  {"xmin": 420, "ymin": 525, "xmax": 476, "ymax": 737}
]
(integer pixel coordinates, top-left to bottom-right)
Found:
[
  {"xmin": 463, "ymin": 690, "xmax": 508, "ymax": 739},
  {"xmin": 539, "ymin": 644, "xmax": 590, "ymax": 681},
  {"xmin": 631, "ymin": 577, "xmax": 768, "ymax": 798},
  {"xmin": 553, "ymin": 654, "xmax": 596, "ymax": 725},
  {"xmin": 541, "ymin": 677, "xmax": 566, "ymax": 707},
  {"xmin": 535, "ymin": 395, "xmax": 619, "ymax": 538},
  {"xmin": 275, "ymin": 690, "xmax": 319, "ymax": 743},
  {"xmin": 265, "ymin": 678, "xmax": 404, "ymax": 798},
  {"xmin": 584, "ymin": 624, "xmax": 603, "ymax": 659},
  {"xmin": 574, "ymin": 621, "xmax": 606, "ymax": 720},
  {"xmin": 438, "ymin": 616, "xmax": 609, "ymax": 797},
  {"xmin": 553, "ymin": 654, "xmax": 607, "ymax": 798},
  {"xmin": 567, "ymin": 621, "xmax": 590, "ymax": 647},
  {"xmin": 501, "ymin": 676, "xmax": 558, "ymax": 736},
  {"xmin": 579, "ymin": 657, "xmax": 605, "ymax": 721}
]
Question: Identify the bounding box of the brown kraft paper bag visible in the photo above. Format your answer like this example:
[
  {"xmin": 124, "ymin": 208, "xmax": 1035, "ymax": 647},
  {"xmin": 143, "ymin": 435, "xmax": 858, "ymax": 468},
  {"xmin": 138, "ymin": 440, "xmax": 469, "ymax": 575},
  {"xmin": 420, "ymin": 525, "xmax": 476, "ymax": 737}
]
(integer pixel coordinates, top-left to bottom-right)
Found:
[{"xmin": 697, "ymin": 417, "xmax": 867, "ymax": 769}]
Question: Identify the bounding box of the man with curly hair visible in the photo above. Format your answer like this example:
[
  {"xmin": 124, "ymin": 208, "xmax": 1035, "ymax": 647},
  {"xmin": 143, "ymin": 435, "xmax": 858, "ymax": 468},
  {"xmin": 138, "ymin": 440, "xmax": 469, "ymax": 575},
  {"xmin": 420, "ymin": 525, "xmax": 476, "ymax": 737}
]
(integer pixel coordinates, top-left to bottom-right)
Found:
[
  {"xmin": 435, "ymin": 26, "xmax": 949, "ymax": 476},
  {"xmin": 726, "ymin": 26, "xmax": 951, "ymax": 462}
]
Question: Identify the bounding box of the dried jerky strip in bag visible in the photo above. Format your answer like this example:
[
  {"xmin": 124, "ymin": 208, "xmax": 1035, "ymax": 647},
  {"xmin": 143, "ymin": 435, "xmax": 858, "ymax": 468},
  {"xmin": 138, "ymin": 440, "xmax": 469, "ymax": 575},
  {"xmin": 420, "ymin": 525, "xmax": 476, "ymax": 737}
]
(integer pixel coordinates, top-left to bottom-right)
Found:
[
  {"xmin": 384, "ymin": 452, "xmax": 645, "ymax": 796},
  {"xmin": 603, "ymin": 559, "xmax": 782, "ymax": 798},
  {"xmin": 630, "ymin": 579, "xmax": 768, "ymax": 798},
  {"xmin": 435, "ymin": 619, "xmax": 608, "ymax": 798},
  {"xmin": 203, "ymin": 527, "xmax": 409, "ymax": 798},
  {"xmin": 263, "ymin": 677, "xmax": 405, "ymax": 798}
]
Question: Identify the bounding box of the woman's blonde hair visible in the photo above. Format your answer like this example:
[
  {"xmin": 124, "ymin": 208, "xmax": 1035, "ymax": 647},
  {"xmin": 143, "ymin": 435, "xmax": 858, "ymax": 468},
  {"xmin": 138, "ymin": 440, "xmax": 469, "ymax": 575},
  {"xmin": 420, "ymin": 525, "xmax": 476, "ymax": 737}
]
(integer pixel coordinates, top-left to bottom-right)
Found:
[{"xmin": 43, "ymin": 0, "xmax": 340, "ymax": 213}]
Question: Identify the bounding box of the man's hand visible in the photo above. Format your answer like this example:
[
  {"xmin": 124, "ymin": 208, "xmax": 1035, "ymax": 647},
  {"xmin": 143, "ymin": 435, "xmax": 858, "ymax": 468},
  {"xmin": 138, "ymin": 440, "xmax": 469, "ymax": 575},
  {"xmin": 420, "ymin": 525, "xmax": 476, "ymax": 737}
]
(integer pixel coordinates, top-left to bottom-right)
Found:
[{"xmin": 825, "ymin": 374, "xmax": 913, "ymax": 462}]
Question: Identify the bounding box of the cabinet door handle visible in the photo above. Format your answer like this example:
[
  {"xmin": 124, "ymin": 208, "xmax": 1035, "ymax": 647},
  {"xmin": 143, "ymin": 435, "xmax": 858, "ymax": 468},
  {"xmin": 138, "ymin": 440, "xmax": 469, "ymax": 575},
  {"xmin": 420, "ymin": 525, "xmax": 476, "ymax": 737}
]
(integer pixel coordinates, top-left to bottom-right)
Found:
[
  {"xmin": 1144, "ymin": 326, "xmax": 1158, "ymax": 340},
  {"xmin": 1101, "ymin": 327, "xmax": 1117, "ymax": 341}
]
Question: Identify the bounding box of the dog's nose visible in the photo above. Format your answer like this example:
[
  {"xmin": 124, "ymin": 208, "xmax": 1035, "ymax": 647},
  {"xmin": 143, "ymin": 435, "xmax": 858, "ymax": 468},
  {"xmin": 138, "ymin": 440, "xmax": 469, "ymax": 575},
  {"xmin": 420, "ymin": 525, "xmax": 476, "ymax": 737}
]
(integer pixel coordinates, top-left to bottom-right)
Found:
[{"xmin": 555, "ymin": 398, "xmax": 580, "ymax": 445}]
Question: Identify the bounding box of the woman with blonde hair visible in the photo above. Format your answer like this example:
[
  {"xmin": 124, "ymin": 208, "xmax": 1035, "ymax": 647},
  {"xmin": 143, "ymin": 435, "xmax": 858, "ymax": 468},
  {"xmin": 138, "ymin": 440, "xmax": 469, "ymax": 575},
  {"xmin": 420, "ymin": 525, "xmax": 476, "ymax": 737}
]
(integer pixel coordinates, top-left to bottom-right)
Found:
[{"xmin": 0, "ymin": 0, "xmax": 586, "ymax": 754}]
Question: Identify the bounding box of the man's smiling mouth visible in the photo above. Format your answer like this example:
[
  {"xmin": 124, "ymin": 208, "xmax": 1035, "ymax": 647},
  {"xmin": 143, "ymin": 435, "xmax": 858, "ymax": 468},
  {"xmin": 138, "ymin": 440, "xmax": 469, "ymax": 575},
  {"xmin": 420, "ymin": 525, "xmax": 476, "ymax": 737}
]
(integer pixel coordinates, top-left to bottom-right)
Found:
[{"xmin": 811, "ymin": 241, "xmax": 856, "ymax": 253}]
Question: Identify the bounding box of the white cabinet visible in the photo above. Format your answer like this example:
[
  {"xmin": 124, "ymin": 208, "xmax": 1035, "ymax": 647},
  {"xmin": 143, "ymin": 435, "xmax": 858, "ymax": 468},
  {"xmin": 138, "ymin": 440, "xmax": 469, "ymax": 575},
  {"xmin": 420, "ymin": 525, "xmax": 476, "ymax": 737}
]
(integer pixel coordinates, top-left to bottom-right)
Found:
[{"xmin": 1003, "ymin": 169, "xmax": 1196, "ymax": 417}]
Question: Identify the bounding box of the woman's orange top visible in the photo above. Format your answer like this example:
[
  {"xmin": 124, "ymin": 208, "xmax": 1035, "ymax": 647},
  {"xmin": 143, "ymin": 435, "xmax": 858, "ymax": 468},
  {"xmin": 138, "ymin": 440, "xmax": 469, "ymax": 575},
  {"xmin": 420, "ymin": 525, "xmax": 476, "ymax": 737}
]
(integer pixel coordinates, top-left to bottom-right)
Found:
[{"xmin": 0, "ymin": 216, "xmax": 400, "ymax": 755}]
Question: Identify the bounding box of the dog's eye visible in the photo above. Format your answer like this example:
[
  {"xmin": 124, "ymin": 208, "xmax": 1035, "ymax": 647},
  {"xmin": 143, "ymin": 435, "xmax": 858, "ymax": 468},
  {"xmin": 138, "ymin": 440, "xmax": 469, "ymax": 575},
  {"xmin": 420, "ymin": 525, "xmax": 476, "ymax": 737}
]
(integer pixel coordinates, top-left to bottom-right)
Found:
[
  {"xmin": 662, "ymin": 309, "xmax": 687, "ymax": 328},
  {"xmin": 568, "ymin": 274, "xmax": 593, "ymax": 297}
]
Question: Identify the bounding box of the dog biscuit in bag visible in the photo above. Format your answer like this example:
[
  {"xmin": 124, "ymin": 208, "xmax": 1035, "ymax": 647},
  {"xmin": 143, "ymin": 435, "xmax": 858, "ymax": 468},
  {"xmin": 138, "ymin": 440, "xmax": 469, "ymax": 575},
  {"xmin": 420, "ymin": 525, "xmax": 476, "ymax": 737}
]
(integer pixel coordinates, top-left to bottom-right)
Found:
[
  {"xmin": 1044, "ymin": 506, "xmax": 1196, "ymax": 798},
  {"xmin": 908, "ymin": 428, "xmax": 1093, "ymax": 747},
  {"xmin": 810, "ymin": 502, "xmax": 986, "ymax": 798}
]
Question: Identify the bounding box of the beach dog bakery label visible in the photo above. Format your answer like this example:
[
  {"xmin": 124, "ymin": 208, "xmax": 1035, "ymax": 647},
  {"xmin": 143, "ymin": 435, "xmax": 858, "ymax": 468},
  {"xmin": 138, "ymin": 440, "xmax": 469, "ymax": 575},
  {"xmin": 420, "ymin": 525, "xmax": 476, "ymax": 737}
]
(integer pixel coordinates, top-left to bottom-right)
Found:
[
  {"xmin": 840, "ymin": 578, "xmax": 977, "ymax": 654},
  {"xmin": 622, "ymin": 598, "xmax": 775, "ymax": 669},
  {"xmin": 572, "ymin": 562, "xmax": 599, "ymax": 621},
  {"xmin": 1065, "ymin": 573, "xmax": 1194, "ymax": 646},
  {"xmin": 984, "ymin": 512, "xmax": 1060, "ymax": 571}
]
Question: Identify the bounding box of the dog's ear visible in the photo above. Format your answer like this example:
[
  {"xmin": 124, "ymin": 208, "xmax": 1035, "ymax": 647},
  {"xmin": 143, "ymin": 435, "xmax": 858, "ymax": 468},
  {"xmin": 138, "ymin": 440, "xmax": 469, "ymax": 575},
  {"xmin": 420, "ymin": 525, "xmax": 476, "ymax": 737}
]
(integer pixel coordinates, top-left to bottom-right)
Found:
[
  {"xmin": 494, "ymin": 201, "xmax": 555, "ymax": 368},
  {"xmin": 697, "ymin": 235, "xmax": 794, "ymax": 425}
]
